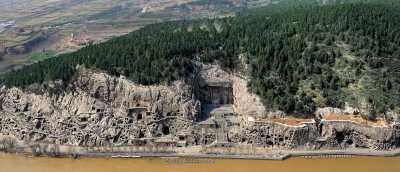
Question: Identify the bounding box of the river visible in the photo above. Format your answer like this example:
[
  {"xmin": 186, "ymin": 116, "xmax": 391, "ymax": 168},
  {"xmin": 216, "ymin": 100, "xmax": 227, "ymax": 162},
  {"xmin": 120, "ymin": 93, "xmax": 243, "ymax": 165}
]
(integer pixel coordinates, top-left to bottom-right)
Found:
[{"xmin": 0, "ymin": 153, "xmax": 399, "ymax": 172}]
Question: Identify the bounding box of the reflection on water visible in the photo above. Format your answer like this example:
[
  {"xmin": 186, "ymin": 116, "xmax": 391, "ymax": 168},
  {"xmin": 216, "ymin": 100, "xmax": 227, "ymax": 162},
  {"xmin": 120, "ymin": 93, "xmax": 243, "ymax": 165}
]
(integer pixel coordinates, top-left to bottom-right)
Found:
[{"xmin": 0, "ymin": 153, "xmax": 399, "ymax": 172}]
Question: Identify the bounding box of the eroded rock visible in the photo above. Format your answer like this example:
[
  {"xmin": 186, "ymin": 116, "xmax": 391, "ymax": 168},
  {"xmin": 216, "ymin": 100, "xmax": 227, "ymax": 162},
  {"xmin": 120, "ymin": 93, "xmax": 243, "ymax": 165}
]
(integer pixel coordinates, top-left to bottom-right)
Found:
[{"xmin": 0, "ymin": 66, "xmax": 399, "ymax": 150}]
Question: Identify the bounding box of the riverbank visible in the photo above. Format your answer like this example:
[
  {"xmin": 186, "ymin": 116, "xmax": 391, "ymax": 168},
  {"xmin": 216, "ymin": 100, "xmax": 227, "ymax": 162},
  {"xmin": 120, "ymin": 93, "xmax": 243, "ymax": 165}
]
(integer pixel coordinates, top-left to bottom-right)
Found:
[
  {"xmin": 4, "ymin": 143, "xmax": 400, "ymax": 160},
  {"xmin": 2, "ymin": 135, "xmax": 400, "ymax": 160},
  {"xmin": 75, "ymin": 149, "xmax": 400, "ymax": 160}
]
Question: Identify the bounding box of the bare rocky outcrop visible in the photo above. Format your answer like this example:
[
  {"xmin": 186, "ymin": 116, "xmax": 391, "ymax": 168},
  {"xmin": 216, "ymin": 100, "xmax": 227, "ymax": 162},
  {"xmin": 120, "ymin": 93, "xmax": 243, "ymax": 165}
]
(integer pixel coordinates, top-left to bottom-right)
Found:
[
  {"xmin": 0, "ymin": 66, "xmax": 399, "ymax": 151},
  {"xmin": 232, "ymin": 75, "xmax": 266, "ymax": 117},
  {"xmin": 0, "ymin": 68, "xmax": 200, "ymax": 146},
  {"xmin": 318, "ymin": 120, "xmax": 398, "ymax": 150}
]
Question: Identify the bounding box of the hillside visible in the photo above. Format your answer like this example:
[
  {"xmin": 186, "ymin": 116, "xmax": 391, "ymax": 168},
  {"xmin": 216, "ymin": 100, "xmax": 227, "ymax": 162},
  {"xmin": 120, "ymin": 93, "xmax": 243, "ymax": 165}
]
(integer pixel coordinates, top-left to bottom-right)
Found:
[
  {"xmin": 2, "ymin": 0, "xmax": 396, "ymax": 72},
  {"xmin": 1, "ymin": 3, "xmax": 400, "ymax": 120},
  {"xmin": 0, "ymin": 0, "xmax": 247, "ymax": 71},
  {"xmin": 242, "ymin": 0, "xmax": 400, "ymax": 16}
]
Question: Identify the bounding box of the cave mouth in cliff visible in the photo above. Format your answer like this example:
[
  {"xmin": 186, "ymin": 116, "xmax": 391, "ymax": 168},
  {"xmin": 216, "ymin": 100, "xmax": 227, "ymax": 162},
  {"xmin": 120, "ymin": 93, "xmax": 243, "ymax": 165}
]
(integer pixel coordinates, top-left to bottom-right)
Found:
[
  {"xmin": 319, "ymin": 124, "xmax": 324, "ymax": 134},
  {"xmin": 137, "ymin": 114, "xmax": 143, "ymax": 120},
  {"xmin": 80, "ymin": 117, "xmax": 88, "ymax": 122},
  {"xmin": 346, "ymin": 139, "xmax": 353, "ymax": 145},
  {"xmin": 162, "ymin": 126, "xmax": 170, "ymax": 135},
  {"xmin": 35, "ymin": 121, "xmax": 42, "ymax": 129},
  {"xmin": 336, "ymin": 132, "xmax": 345, "ymax": 143},
  {"xmin": 139, "ymin": 131, "xmax": 145, "ymax": 138},
  {"xmin": 266, "ymin": 141, "xmax": 273, "ymax": 145},
  {"xmin": 199, "ymin": 81, "xmax": 234, "ymax": 106}
]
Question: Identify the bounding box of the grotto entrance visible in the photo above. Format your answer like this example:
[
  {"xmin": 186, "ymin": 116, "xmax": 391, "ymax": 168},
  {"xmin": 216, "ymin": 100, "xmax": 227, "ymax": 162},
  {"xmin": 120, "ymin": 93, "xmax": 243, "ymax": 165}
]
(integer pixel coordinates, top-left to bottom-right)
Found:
[
  {"xmin": 197, "ymin": 79, "xmax": 235, "ymax": 121},
  {"xmin": 199, "ymin": 81, "xmax": 233, "ymax": 105},
  {"xmin": 162, "ymin": 126, "xmax": 170, "ymax": 135},
  {"xmin": 336, "ymin": 131, "xmax": 345, "ymax": 143},
  {"xmin": 335, "ymin": 131, "xmax": 355, "ymax": 147},
  {"xmin": 196, "ymin": 65, "xmax": 234, "ymax": 109},
  {"xmin": 346, "ymin": 139, "xmax": 353, "ymax": 145},
  {"xmin": 195, "ymin": 65, "xmax": 239, "ymax": 146}
]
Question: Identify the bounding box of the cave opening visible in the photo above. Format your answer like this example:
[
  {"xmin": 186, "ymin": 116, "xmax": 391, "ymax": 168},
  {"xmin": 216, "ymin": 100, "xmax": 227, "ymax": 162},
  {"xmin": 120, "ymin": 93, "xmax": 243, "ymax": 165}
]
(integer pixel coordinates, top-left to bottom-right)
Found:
[
  {"xmin": 198, "ymin": 80, "xmax": 234, "ymax": 106},
  {"xmin": 336, "ymin": 132, "xmax": 345, "ymax": 143},
  {"xmin": 113, "ymin": 134, "xmax": 120, "ymax": 143},
  {"xmin": 35, "ymin": 121, "xmax": 41, "ymax": 129},
  {"xmin": 266, "ymin": 141, "xmax": 273, "ymax": 145},
  {"xmin": 162, "ymin": 126, "xmax": 170, "ymax": 135},
  {"xmin": 346, "ymin": 139, "xmax": 353, "ymax": 145},
  {"xmin": 137, "ymin": 114, "xmax": 143, "ymax": 120},
  {"xmin": 139, "ymin": 131, "xmax": 145, "ymax": 138},
  {"xmin": 319, "ymin": 123, "xmax": 324, "ymax": 135}
]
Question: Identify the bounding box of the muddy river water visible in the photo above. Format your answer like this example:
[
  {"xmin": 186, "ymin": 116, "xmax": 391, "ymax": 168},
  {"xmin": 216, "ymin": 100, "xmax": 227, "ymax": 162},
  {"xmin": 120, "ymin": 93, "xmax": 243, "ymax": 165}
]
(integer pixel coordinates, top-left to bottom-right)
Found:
[{"xmin": 0, "ymin": 153, "xmax": 399, "ymax": 172}]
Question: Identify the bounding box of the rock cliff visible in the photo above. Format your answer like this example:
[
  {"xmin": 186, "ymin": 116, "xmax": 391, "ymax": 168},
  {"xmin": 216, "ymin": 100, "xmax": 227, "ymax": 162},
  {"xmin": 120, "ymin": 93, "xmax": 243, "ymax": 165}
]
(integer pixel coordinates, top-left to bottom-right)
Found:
[
  {"xmin": 0, "ymin": 66, "xmax": 399, "ymax": 151},
  {"xmin": 0, "ymin": 68, "xmax": 199, "ymax": 146}
]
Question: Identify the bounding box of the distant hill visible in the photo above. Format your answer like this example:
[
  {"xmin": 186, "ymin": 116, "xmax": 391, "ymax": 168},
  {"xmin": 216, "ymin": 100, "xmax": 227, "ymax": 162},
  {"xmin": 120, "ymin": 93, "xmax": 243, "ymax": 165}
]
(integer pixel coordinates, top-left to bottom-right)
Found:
[{"xmin": 0, "ymin": 0, "xmax": 248, "ymax": 71}]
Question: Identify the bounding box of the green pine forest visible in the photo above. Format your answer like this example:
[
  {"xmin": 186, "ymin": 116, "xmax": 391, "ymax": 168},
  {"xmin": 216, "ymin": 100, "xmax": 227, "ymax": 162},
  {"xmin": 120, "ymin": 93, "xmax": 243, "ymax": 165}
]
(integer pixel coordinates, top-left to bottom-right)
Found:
[{"xmin": 1, "ymin": 3, "xmax": 400, "ymax": 119}]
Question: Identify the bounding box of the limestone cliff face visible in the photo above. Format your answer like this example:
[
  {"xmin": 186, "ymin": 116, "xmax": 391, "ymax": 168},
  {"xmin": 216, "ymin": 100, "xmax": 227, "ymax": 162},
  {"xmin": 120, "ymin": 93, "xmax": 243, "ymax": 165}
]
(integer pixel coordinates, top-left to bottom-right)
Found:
[
  {"xmin": 0, "ymin": 68, "xmax": 200, "ymax": 146},
  {"xmin": 319, "ymin": 120, "xmax": 398, "ymax": 150},
  {"xmin": 0, "ymin": 67, "xmax": 399, "ymax": 150},
  {"xmin": 232, "ymin": 75, "xmax": 266, "ymax": 117},
  {"xmin": 233, "ymin": 119, "xmax": 400, "ymax": 150}
]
